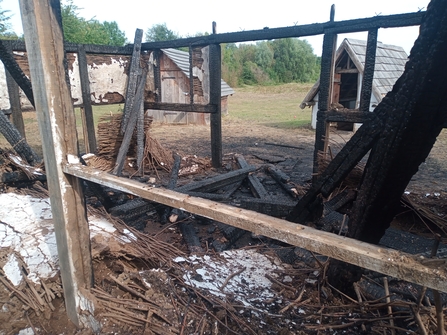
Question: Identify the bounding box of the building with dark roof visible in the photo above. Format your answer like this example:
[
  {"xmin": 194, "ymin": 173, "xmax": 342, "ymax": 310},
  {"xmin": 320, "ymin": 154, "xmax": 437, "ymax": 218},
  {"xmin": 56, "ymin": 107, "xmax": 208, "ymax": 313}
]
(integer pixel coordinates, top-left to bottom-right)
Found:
[
  {"xmin": 301, "ymin": 38, "xmax": 408, "ymax": 130},
  {"xmin": 146, "ymin": 48, "xmax": 234, "ymax": 125}
]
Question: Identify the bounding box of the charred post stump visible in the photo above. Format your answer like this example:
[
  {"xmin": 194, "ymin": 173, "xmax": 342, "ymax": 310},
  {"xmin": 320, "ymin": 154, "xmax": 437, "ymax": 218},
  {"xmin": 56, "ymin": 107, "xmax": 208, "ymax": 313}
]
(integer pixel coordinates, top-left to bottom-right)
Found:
[{"xmin": 289, "ymin": 0, "xmax": 447, "ymax": 293}]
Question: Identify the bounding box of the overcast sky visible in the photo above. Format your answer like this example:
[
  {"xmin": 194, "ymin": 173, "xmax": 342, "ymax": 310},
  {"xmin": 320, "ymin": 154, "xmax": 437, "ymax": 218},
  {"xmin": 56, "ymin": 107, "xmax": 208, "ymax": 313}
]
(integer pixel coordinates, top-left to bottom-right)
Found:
[{"xmin": 3, "ymin": 0, "xmax": 430, "ymax": 55}]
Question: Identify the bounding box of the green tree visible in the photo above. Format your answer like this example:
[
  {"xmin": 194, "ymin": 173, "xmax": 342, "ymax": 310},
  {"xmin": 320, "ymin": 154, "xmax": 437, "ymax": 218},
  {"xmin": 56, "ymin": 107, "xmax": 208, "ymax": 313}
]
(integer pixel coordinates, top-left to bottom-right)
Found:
[
  {"xmin": 0, "ymin": 0, "xmax": 12, "ymax": 37},
  {"xmin": 61, "ymin": 1, "xmax": 127, "ymax": 46},
  {"xmin": 271, "ymin": 38, "xmax": 320, "ymax": 83},
  {"xmin": 145, "ymin": 23, "xmax": 180, "ymax": 42}
]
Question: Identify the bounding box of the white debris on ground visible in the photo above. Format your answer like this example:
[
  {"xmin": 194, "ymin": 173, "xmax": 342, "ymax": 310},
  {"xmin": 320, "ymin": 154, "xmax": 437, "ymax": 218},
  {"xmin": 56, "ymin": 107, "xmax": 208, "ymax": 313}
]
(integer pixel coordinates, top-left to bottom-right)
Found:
[
  {"xmin": 0, "ymin": 193, "xmax": 121, "ymax": 287},
  {"xmin": 175, "ymin": 249, "xmax": 286, "ymax": 310}
]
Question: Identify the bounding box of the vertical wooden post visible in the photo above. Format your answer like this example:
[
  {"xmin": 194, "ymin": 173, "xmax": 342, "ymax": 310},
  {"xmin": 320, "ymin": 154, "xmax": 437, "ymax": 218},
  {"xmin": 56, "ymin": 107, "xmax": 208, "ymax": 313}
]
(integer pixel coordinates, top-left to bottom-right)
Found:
[
  {"xmin": 19, "ymin": 0, "xmax": 96, "ymax": 329},
  {"xmin": 359, "ymin": 29, "xmax": 378, "ymax": 112},
  {"xmin": 5, "ymin": 68, "xmax": 26, "ymax": 138},
  {"xmin": 121, "ymin": 29, "xmax": 143, "ymax": 134},
  {"xmin": 210, "ymin": 21, "xmax": 222, "ymax": 168},
  {"xmin": 313, "ymin": 4, "xmax": 337, "ymax": 174},
  {"xmin": 153, "ymin": 49, "xmax": 162, "ymax": 103},
  {"xmin": 77, "ymin": 45, "xmax": 97, "ymax": 153}
]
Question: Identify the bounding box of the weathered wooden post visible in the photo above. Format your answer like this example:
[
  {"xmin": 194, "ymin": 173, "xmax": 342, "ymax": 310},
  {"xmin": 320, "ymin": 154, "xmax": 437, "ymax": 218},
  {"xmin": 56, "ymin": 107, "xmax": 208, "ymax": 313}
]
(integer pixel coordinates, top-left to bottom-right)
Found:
[
  {"xmin": 19, "ymin": 0, "xmax": 97, "ymax": 329},
  {"xmin": 77, "ymin": 44, "xmax": 97, "ymax": 153}
]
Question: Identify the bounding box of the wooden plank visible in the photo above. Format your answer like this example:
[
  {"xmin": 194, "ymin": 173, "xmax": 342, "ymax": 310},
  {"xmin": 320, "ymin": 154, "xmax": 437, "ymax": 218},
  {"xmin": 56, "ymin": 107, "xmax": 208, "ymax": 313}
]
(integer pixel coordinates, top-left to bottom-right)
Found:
[
  {"xmin": 235, "ymin": 155, "xmax": 269, "ymax": 199},
  {"xmin": 19, "ymin": 0, "xmax": 95, "ymax": 328},
  {"xmin": 144, "ymin": 102, "xmax": 217, "ymax": 113},
  {"xmin": 63, "ymin": 163, "xmax": 447, "ymax": 294},
  {"xmin": 121, "ymin": 29, "xmax": 143, "ymax": 134},
  {"xmin": 77, "ymin": 45, "xmax": 97, "ymax": 153},
  {"xmin": 209, "ymin": 43, "xmax": 222, "ymax": 168},
  {"xmin": 175, "ymin": 166, "xmax": 255, "ymax": 193}
]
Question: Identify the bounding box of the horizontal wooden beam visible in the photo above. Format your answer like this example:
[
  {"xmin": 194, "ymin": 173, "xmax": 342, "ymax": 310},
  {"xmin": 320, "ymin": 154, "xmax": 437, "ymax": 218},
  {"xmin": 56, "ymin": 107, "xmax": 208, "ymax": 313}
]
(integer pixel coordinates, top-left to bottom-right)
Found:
[
  {"xmin": 140, "ymin": 12, "xmax": 423, "ymax": 49},
  {"xmin": 63, "ymin": 163, "xmax": 447, "ymax": 293},
  {"xmin": 144, "ymin": 102, "xmax": 217, "ymax": 113},
  {"xmin": 325, "ymin": 110, "xmax": 377, "ymax": 123}
]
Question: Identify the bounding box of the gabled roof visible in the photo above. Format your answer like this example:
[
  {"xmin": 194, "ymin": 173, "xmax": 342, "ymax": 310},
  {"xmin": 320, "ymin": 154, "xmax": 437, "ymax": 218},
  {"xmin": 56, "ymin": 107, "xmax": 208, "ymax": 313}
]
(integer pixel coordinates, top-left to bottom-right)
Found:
[
  {"xmin": 300, "ymin": 38, "xmax": 408, "ymax": 108},
  {"xmin": 162, "ymin": 48, "xmax": 235, "ymax": 97}
]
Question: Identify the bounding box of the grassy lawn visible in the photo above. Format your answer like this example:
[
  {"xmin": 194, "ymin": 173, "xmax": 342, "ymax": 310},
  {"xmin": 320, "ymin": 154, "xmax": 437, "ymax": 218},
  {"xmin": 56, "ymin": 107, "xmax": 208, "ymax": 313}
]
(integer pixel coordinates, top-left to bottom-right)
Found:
[
  {"xmin": 226, "ymin": 83, "xmax": 313, "ymax": 129},
  {"xmin": 0, "ymin": 83, "xmax": 314, "ymax": 156}
]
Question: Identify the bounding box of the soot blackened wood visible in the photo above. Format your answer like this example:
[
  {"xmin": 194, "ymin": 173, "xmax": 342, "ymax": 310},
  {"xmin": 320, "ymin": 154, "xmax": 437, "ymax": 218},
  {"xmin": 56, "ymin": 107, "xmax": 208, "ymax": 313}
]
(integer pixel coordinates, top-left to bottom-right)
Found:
[
  {"xmin": 348, "ymin": 0, "xmax": 447, "ymax": 244},
  {"xmin": 175, "ymin": 166, "xmax": 255, "ymax": 193},
  {"xmin": 0, "ymin": 110, "xmax": 40, "ymax": 165},
  {"xmin": 267, "ymin": 166, "xmax": 299, "ymax": 198},
  {"xmin": 179, "ymin": 223, "xmax": 204, "ymax": 253},
  {"xmin": 209, "ymin": 43, "xmax": 222, "ymax": 168},
  {"xmin": 113, "ymin": 68, "xmax": 147, "ymax": 176},
  {"xmin": 314, "ymin": 6, "xmax": 337, "ymax": 174},
  {"xmin": 0, "ymin": 40, "xmax": 34, "ymax": 108},
  {"xmin": 239, "ymin": 197, "xmax": 296, "ymax": 218},
  {"xmin": 1, "ymin": 171, "xmax": 46, "ymax": 183},
  {"xmin": 121, "ymin": 29, "xmax": 143, "ymax": 134},
  {"xmin": 359, "ymin": 29, "xmax": 378, "ymax": 112},
  {"xmin": 236, "ymin": 155, "xmax": 269, "ymax": 199}
]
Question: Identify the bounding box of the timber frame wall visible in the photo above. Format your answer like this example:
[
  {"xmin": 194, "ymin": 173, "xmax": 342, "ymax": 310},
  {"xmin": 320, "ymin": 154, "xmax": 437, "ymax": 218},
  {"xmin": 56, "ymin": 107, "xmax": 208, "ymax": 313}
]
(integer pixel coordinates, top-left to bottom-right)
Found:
[{"xmin": 17, "ymin": 1, "xmax": 445, "ymax": 328}]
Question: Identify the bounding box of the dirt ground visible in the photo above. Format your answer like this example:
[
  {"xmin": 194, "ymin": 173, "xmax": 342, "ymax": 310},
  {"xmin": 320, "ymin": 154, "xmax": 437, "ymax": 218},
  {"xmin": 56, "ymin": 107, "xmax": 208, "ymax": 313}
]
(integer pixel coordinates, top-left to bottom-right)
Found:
[{"xmin": 1, "ymin": 119, "xmax": 447, "ymax": 335}]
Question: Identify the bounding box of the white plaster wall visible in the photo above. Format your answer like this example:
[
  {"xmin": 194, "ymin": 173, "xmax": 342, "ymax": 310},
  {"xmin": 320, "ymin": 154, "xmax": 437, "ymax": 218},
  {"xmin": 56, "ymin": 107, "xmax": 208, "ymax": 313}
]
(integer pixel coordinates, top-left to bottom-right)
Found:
[
  {"xmin": 88, "ymin": 57, "xmax": 128, "ymax": 104},
  {"xmin": 0, "ymin": 62, "xmax": 10, "ymax": 110}
]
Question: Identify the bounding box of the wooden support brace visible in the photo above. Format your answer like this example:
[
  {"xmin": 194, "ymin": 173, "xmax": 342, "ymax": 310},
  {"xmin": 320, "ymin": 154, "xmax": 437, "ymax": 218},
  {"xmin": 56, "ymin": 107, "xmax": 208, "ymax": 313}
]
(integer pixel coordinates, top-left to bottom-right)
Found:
[{"xmin": 63, "ymin": 163, "xmax": 447, "ymax": 294}]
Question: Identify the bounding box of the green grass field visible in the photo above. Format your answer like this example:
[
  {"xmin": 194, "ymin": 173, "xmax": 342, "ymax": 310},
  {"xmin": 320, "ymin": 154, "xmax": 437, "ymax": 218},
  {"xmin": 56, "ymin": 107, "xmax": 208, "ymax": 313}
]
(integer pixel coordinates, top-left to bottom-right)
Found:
[
  {"xmin": 0, "ymin": 83, "xmax": 314, "ymax": 156},
  {"xmin": 226, "ymin": 83, "xmax": 313, "ymax": 129}
]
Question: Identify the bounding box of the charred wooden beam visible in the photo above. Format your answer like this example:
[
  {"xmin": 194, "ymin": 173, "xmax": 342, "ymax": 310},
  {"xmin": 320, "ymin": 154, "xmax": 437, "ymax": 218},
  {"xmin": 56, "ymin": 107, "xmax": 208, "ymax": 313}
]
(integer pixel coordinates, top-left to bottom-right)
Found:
[
  {"xmin": 239, "ymin": 197, "xmax": 296, "ymax": 218},
  {"xmin": 175, "ymin": 166, "xmax": 255, "ymax": 193},
  {"xmin": 325, "ymin": 110, "xmax": 377, "ymax": 123},
  {"xmin": 63, "ymin": 163, "xmax": 447, "ymax": 293},
  {"xmin": 144, "ymin": 102, "xmax": 217, "ymax": 113},
  {"xmin": 0, "ymin": 40, "xmax": 34, "ymax": 107},
  {"xmin": 121, "ymin": 29, "xmax": 143, "ymax": 134},
  {"xmin": 1, "ymin": 171, "xmax": 46, "ymax": 183},
  {"xmin": 112, "ymin": 67, "xmax": 147, "ymax": 176},
  {"xmin": 267, "ymin": 165, "xmax": 299, "ymax": 198},
  {"xmin": 235, "ymin": 155, "xmax": 269, "ymax": 199},
  {"xmin": 209, "ymin": 43, "xmax": 222, "ymax": 168},
  {"xmin": 359, "ymin": 29, "xmax": 378, "ymax": 112},
  {"xmin": 314, "ymin": 6, "xmax": 337, "ymax": 174},
  {"xmin": 167, "ymin": 153, "xmax": 182, "ymax": 190},
  {"xmin": 139, "ymin": 12, "xmax": 423, "ymax": 49},
  {"xmin": 0, "ymin": 109, "xmax": 40, "ymax": 165},
  {"xmin": 179, "ymin": 223, "xmax": 204, "ymax": 253}
]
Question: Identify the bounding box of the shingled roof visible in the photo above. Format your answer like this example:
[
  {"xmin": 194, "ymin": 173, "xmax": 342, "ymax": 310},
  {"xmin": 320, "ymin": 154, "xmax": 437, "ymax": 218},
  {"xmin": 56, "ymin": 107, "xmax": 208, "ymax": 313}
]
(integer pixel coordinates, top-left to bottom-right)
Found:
[
  {"xmin": 300, "ymin": 38, "xmax": 408, "ymax": 108},
  {"xmin": 162, "ymin": 48, "xmax": 235, "ymax": 97}
]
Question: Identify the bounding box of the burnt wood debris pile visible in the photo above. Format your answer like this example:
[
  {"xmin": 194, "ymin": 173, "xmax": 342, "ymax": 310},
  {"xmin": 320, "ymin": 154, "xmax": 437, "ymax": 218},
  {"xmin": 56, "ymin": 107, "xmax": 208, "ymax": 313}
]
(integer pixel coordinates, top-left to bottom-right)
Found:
[{"xmin": 1, "ymin": 0, "xmax": 447, "ymax": 333}]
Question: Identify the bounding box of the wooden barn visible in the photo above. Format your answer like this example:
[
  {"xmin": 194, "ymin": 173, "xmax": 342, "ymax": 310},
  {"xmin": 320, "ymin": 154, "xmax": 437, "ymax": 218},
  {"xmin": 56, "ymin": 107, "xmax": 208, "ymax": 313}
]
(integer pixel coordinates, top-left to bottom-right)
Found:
[
  {"xmin": 146, "ymin": 48, "xmax": 234, "ymax": 125},
  {"xmin": 301, "ymin": 38, "xmax": 408, "ymax": 130}
]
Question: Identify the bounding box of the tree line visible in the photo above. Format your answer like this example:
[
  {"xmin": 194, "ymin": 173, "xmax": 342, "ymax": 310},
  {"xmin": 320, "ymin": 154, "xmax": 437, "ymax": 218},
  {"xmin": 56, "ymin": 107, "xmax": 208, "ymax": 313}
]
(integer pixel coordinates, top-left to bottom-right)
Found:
[{"xmin": 0, "ymin": 1, "xmax": 320, "ymax": 86}]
